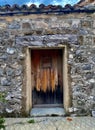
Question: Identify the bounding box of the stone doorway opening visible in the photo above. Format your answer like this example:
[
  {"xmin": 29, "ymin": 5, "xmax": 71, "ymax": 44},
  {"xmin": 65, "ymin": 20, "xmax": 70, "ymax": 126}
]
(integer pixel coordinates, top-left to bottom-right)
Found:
[
  {"xmin": 31, "ymin": 49, "xmax": 63, "ymax": 107},
  {"xmin": 25, "ymin": 46, "xmax": 70, "ymax": 114}
]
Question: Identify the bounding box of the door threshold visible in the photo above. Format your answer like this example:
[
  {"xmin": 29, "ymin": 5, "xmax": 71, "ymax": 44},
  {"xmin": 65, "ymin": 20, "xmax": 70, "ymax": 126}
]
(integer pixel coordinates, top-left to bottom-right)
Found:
[{"xmin": 30, "ymin": 107, "xmax": 65, "ymax": 117}]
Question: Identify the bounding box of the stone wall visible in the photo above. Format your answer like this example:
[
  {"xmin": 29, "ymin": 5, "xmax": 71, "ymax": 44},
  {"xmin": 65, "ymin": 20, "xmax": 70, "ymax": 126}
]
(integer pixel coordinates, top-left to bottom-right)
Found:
[{"xmin": 0, "ymin": 13, "xmax": 95, "ymax": 116}]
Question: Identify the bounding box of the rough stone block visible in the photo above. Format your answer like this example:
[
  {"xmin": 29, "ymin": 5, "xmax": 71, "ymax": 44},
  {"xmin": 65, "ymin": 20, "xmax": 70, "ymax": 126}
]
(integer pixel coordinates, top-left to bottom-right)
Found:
[
  {"xmin": 92, "ymin": 56, "xmax": 95, "ymax": 62},
  {"xmin": 61, "ymin": 21, "xmax": 72, "ymax": 28},
  {"xmin": 0, "ymin": 23, "xmax": 7, "ymax": 29},
  {"xmin": 7, "ymin": 48, "xmax": 15, "ymax": 55},
  {"xmin": 82, "ymin": 64, "xmax": 91, "ymax": 70},
  {"xmin": 92, "ymin": 110, "xmax": 95, "ymax": 117},
  {"xmin": 84, "ymin": 36, "xmax": 93, "ymax": 45},
  {"xmin": 78, "ymin": 36, "xmax": 84, "ymax": 44},
  {"xmin": 93, "ymin": 37, "xmax": 95, "ymax": 44},
  {"xmin": 72, "ymin": 19, "xmax": 80, "ymax": 28},
  {"xmin": 0, "ymin": 69, "xmax": 4, "ymax": 76},
  {"xmin": 93, "ymin": 20, "xmax": 95, "ymax": 28},
  {"xmin": 8, "ymin": 22, "xmax": 20, "ymax": 29},
  {"xmin": 79, "ymin": 29, "xmax": 89, "ymax": 35},
  {"xmin": 6, "ymin": 68, "xmax": 14, "ymax": 76},
  {"xmin": 50, "ymin": 22, "xmax": 60, "ymax": 28},
  {"xmin": 22, "ymin": 22, "xmax": 31, "ymax": 29},
  {"xmin": 34, "ymin": 21, "xmax": 48, "ymax": 29},
  {"xmin": 1, "ymin": 77, "xmax": 11, "ymax": 86},
  {"xmin": 81, "ymin": 20, "xmax": 92, "ymax": 28}
]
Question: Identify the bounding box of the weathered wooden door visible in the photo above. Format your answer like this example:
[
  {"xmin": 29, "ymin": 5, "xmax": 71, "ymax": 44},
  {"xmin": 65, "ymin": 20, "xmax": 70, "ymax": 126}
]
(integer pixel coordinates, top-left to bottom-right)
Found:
[{"xmin": 31, "ymin": 49, "xmax": 63, "ymax": 107}]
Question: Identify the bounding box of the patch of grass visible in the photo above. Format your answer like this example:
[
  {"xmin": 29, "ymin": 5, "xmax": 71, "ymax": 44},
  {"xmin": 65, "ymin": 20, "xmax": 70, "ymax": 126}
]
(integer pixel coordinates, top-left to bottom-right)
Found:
[
  {"xmin": 0, "ymin": 125, "xmax": 6, "ymax": 130},
  {"xmin": 0, "ymin": 118, "xmax": 5, "ymax": 125},
  {"xmin": 0, "ymin": 92, "xmax": 7, "ymax": 103},
  {"xmin": 0, "ymin": 117, "xmax": 5, "ymax": 130},
  {"xmin": 27, "ymin": 119, "xmax": 35, "ymax": 124}
]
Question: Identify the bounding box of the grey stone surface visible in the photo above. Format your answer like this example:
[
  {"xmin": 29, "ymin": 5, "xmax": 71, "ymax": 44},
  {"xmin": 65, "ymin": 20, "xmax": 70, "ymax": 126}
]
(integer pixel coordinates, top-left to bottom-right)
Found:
[
  {"xmin": 4, "ymin": 117, "xmax": 95, "ymax": 130},
  {"xmin": 6, "ymin": 68, "xmax": 14, "ymax": 76},
  {"xmin": 1, "ymin": 77, "xmax": 11, "ymax": 86},
  {"xmin": 0, "ymin": 13, "xmax": 95, "ymax": 116},
  {"xmin": 15, "ymin": 66, "xmax": 22, "ymax": 76},
  {"xmin": 8, "ymin": 22, "xmax": 20, "ymax": 29},
  {"xmin": 92, "ymin": 110, "xmax": 95, "ymax": 117},
  {"xmin": 16, "ymin": 34, "xmax": 78, "ymax": 46},
  {"xmin": 7, "ymin": 48, "xmax": 15, "ymax": 55},
  {"xmin": 82, "ymin": 64, "xmax": 92, "ymax": 70},
  {"xmin": 0, "ymin": 55, "xmax": 8, "ymax": 60},
  {"xmin": 30, "ymin": 108, "xmax": 65, "ymax": 117},
  {"xmin": 6, "ymin": 108, "xmax": 14, "ymax": 113},
  {"xmin": 18, "ymin": 53, "xmax": 25, "ymax": 60},
  {"xmin": 0, "ymin": 68, "xmax": 4, "ymax": 76},
  {"xmin": 92, "ymin": 57, "xmax": 95, "ymax": 62}
]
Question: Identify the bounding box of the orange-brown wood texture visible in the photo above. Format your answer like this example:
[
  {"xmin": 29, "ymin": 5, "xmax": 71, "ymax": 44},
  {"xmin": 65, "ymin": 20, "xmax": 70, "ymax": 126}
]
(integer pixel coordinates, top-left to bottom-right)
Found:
[{"xmin": 31, "ymin": 49, "xmax": 63, "ymax": 92}]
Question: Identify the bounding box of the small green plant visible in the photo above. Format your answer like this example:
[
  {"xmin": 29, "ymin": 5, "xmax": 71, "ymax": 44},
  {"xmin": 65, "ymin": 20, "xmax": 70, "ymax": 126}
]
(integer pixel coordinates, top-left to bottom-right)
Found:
[
  {"xmin": 0, "ymin": 118, "xmax": 5, "ymax": 124},
  {"xmin": 0, "ymin": 92, "xmax": 6, "ymax": 130},
  {"xmin": 0, "ymin": 93, "xmax": 6, "ymax": 103},
  {"xmin": 27, "ymin": 119, "xmax": 35, "ymax": 124},
  {"xmin": 0, "ymin": 117, "xmax": 5, "ymax": 130}
]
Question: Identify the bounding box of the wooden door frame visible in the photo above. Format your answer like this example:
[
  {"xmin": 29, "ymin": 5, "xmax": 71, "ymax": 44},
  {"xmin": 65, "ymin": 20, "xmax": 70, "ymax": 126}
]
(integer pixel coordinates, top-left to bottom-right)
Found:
[{"xmin": 24, "ymin": 46, "xmax": 71, "ymax": 114}]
